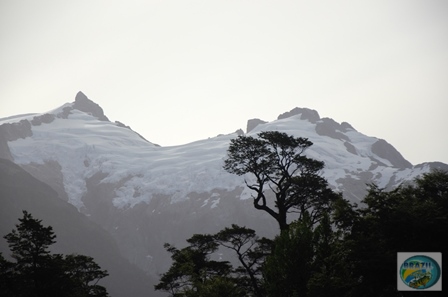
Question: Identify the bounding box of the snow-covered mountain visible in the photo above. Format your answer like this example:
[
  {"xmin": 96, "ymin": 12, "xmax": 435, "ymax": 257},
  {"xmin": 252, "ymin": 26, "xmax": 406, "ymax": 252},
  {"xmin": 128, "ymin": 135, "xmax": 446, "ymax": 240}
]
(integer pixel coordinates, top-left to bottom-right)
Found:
[
  {"xmin": 1, "ymin": 92, "xmax": 446, "ymax": 295},
  {"xmin": 0, "ymin": 158, "xmax": 158, "ymax": 297}
]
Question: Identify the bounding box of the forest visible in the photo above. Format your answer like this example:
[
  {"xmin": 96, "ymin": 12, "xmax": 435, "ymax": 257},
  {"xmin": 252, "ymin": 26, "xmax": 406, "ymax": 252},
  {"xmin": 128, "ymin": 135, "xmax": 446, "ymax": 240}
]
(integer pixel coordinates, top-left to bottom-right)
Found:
[{"xmin": 155, "ymin": 132, "xmax": 447, "ymax": 297}]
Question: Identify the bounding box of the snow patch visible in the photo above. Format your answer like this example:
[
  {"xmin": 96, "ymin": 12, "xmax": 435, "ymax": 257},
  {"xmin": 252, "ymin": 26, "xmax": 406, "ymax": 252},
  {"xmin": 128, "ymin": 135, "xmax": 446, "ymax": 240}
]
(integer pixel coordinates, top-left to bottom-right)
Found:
[{"xmin": 5, "ymin": 105, "xmax": 430, "ymax": 210}]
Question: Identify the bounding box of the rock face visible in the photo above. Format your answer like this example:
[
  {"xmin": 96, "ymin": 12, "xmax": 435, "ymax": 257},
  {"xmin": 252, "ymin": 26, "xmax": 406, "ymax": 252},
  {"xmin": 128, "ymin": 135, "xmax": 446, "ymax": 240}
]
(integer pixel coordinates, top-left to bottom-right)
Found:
[
  {"xmin": 1, "ymin": 94, "xmax": 447, "ymax": 296},
  {"xmin": 0, "ymin": 120, "xmax": 33, "ymax": 160},
  {"xmin": 315, "ymin": 118, "xmax": 350, "ymax": 142},
  {"xmin": 247, "ymin": 118, "xmax": 267, "ymax": 133},
  {"xmin": 278, "ymin": 107, "xmax": 320, "ymax": 123},
  {"xmin": 30, "ymin": 113, "xmax": 56, "ymax": 126},
  {"xmin": 340, "ymin": 121, "xmax": 356, "ymax": 132},
  {"xmin": 73, "ymin": 91, "xmax": 109, "ymax": 121},
  {"xmin": 371, "ymin": 139, "xmax": 412, "ymax": 169}
]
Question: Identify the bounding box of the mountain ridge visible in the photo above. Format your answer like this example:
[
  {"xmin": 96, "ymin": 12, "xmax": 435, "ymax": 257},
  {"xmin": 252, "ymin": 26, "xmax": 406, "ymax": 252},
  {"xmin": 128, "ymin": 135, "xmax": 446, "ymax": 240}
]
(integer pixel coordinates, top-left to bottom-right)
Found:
[{"xmin": 1, "ymin": 92, "xmax": 447, "ymax": 295}]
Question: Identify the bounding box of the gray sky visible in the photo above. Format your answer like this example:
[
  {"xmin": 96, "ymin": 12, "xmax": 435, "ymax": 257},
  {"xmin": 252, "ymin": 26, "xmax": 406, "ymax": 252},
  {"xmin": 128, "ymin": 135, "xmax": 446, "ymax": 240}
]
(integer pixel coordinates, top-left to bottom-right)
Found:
[{"xmin": 1, "ymin": 0, "xmax": 447, "ymax": 165}]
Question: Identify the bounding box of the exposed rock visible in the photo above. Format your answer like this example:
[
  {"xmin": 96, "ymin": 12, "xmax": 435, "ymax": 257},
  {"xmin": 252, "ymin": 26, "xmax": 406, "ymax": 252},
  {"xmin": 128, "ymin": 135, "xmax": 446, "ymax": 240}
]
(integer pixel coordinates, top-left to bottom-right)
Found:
[
  {"xmin": 114, "ymin": 121, "xmax": 153, "ymax": 144},
  {"xmin": 415, "ymin": 162, "xmax": 448, "ymax": 172},
  {"xmin": 344, "ymin": 141, "xmax": 357, "ymax": 155},
  {"xmin": 0, "ymin": 137, "xmax": 11, "ymax": 161},
  {"xmin": 371, "ymin": 139, "xmax": 412, "ymax": 169},
  {"xmin": 340, "ymin": 121, "xmax": 356, "ymax": 132},
  {"xmin": 0, "ymin": 119, "xmax": 32, "ymax": 141},
  {"xmin": 335, "ymin": 175, "xmax": 367, "ymax": 202},
  {"xmin": 73, "ymin": 91, "xmax": 109, "ymax": 121},
  {"xmin": 235, "ymin": 129, "xmax": 244, "ymax": 136},
  {"xmin": 31, "ymin": 113, "xmax": 55, "ymax": 126},
  {"xmin": 114, "ymin": 120, "xmax": 129, "ymax": 129},
  {"xmin": 0, "ymin": 120, "xmax": 33, "ymax": 160},
  {"xmin": 369, "ymin": 157, "xmax": 389, "ymax": 167},
  {"xmin": 368, "ymin": 162, "xmax": 379, "ymax": 171},
  {"xmin": 315, "ymin": 118, "xmax": 350, "ymax": 141},
  {"xmin": 20, "ymin": 160, "xmax": 69, "ymax": 204},
  {"xmin": 218, "ymin": 129, "xmax": 244, "ymax": 138},
  {"xmin": 57, "ymin": 106, "xmax": 73, "ymax": 119},
  {"xmin": 277, "ymin": 107, "xmax": 320, "ymax": 123},
  {"xmin": 247, "ymin": 118, "xmax": 267, "ymax": 133}
]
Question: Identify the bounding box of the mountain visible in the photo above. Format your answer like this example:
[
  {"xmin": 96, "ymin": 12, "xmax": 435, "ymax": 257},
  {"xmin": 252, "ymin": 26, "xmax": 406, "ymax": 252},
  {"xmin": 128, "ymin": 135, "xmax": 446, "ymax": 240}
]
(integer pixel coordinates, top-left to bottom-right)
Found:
[
  {"xmin": 0, "ymin": 158, "xmax": 162, "ymax": 297},
  {"xmin": 1, "ymin": 92, "xmax": 447, "ymax": 296}
]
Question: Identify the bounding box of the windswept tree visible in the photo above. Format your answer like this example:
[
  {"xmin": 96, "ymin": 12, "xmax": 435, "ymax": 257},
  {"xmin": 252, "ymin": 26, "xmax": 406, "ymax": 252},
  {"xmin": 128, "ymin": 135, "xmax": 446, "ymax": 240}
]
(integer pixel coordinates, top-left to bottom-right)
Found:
[{"xmin": 224, "ymin": 131, "xmax": 339, "ymax": 231}]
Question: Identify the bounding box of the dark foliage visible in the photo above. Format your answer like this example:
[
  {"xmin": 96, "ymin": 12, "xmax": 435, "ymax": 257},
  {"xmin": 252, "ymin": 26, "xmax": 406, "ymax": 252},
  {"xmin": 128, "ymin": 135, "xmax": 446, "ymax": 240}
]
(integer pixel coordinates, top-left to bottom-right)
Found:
[
  {"xmin": 263, "ymin": 211, "xmax": 355, "ymax": 297},
  {"xmin": 336, "ymin": 169, "xmax": 448, "ymax": 297},
  {"xmin": 0, "ymin": 211, "xmax": 109, "ymax": 297},
  {"xmin": 157, "ymin": 166, "xmax": 448, "ymax": 297},
  {"xmin": 158, "ymin": 130, "xmax": 447, "ymax": 297},
  {"xmin": 223, "ymin": 131, "xmax": 339, "ymax": 231},
  {"xmin": 214, "ymin": 225, "xmax": 271, "ymax": 297},
  {"xmin": 155, "ymin": 234, "xmax": 238, "ymax": 297},
  {"xmin": 155, "ymin": 226, "xmax": 272, "ymax": 297}
]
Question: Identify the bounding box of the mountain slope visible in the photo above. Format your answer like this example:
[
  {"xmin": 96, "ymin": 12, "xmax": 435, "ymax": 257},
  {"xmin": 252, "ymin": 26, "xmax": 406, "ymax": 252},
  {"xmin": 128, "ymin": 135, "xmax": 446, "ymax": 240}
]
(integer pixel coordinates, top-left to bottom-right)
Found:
[
  {"xmin": 1, "ymin": 92, "xmax": 446, "ymax": 292},
  {"xmin": 0, "ymin": 158, "xmax": 163, "ymax": 297}
]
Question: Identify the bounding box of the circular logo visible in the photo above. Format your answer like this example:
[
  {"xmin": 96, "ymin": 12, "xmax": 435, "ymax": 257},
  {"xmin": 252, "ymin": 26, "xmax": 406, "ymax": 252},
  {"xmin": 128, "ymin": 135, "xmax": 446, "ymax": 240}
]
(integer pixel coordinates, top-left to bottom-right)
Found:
[{"xmin": 399, "ymin": 255, "xmax": 441, "ymax": 290}]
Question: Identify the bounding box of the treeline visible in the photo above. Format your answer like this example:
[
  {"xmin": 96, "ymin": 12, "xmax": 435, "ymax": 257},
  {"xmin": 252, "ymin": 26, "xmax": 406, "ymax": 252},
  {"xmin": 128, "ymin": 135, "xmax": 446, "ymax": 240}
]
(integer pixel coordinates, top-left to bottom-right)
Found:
[
  {"xmin": 0, "ymin": 211, "xmax": 109, "ymax": 297},
  {"xmin": 155, "ymin": 132, "xmax": 447, "ymax": 297}
]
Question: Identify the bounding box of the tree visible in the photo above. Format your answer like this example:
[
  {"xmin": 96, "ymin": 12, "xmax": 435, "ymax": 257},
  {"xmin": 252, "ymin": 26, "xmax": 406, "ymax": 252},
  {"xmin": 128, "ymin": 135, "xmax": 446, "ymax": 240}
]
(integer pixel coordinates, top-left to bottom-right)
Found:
[
  {"xmin": 155, "ymin": 227, "xmax": 272, "ymax": 297},
  {"xmin": 262, "ymin": 212, "xmax": 315, "ymax": 297},
  {"xmin": 155, "ymin": 234, "xmax": 237, "ymax": 297},
  {"xmin": 4, "ymin": 210, "xmax": 56, "ymax": 270},
  {"xmin": 63, "ymin": 254, "xmax": 110, "ymax": 297},
  {"xmin": 3, "ymin": 211, "xmax": 58, "ymax": 296},
  {"xmin": 224, "ymin": 131, "xmax": 339, "ymax": 231},
  {"xmin": 1, "ymin": 211, "xmax": 109, "ymax": 297},
  {"xmin": 306, "ymin": 212, "xmax": 355, "ymax": 297},
  {"xmin": 0, "ymin": 253, "xmax": 16, "ymax": 297},
  {"xmin": 336, "ymin": 169, "xmax": 448, "ymax": 297},
  {"xmin": 262, "ymin": 210, "xmax": 355, "ymax": 297},
  {"xmin": 214, "ymin": 225, "xmax": 271, "ymax": 297}
]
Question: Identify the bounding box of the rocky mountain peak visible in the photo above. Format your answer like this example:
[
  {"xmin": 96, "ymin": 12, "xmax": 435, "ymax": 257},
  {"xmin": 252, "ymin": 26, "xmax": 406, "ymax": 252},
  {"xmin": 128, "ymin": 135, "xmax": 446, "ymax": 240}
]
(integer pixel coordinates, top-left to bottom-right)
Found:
[
  {"xmin": 246, "ymin": 118, "xmax": 267, "ymax": 133},
  {"xmin": 247, "ymin": 107, "xmax": 321, "ymax": 133},
  {"xmin": 277, "ymin": 107, "xmax": 320, "ymax": 123},
  {"xmin": 73, "ymin": 91, "xmax": 109, "ymax": 121}
]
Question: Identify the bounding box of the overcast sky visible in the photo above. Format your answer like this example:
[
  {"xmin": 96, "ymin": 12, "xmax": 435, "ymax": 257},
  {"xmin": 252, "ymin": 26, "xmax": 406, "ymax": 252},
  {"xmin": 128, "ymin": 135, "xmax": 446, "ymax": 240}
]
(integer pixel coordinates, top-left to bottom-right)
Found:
[{"xmin": 1, "ymin": 0, "xmax": 447, "ymax": 165}]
